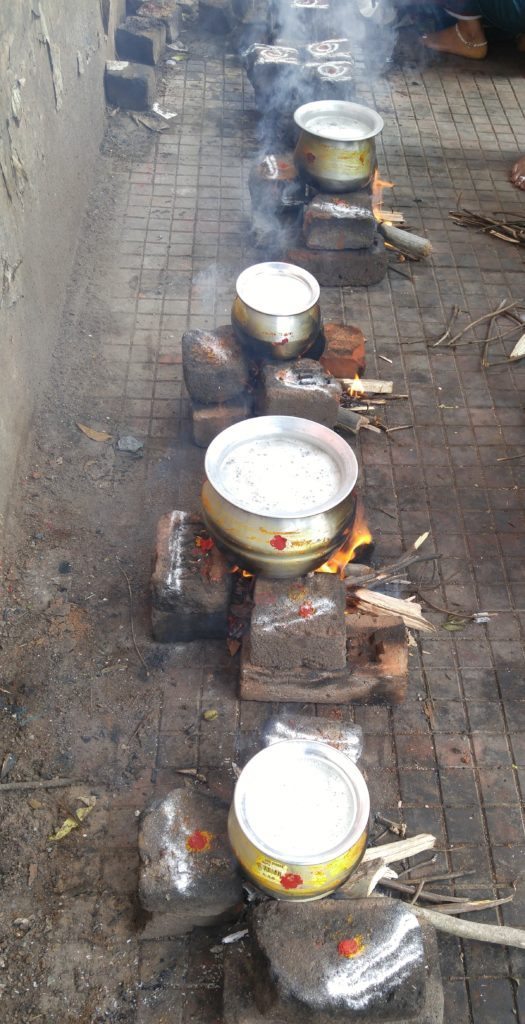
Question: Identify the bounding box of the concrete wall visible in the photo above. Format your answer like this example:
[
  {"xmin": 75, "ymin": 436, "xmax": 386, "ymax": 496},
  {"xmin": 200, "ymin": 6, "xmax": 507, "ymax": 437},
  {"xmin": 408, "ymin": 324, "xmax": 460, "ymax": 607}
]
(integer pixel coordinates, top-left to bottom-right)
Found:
[{"xmin": 0, "ymin": 0, "xmax": 126, "ymax": 530}]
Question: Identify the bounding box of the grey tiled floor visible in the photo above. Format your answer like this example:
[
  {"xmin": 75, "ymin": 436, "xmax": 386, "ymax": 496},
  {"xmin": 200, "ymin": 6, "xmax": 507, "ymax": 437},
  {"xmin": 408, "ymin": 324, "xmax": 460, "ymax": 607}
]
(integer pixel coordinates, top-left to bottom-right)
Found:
[{"xmin": 80, "ymin": 28, "xmax": 525, "ymax": 1024}]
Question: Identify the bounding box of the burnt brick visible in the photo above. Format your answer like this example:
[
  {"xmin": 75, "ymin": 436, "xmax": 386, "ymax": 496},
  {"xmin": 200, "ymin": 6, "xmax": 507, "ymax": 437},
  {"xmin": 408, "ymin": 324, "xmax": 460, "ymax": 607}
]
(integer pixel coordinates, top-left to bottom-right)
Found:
[
  {"xmin": 136, "ymin": 0, "xmax": 179, "ymax": 42},
  {"xmin": 182, "ymin": 326, "xmax": 250, "ymax": 405},
  {"xmin": 191, "ymin": 395, "xmax": 252, "ymax": 447},
  {"xmin": 287, "ymin": 236, "xmax": 388, "ymax": 287},
  {"xmin": 303, "ymin": 192, "xmax": 376, "ymax": 251},
  {"xmin": 151, "ymin": 511, "xmax": 231, "ymax": 642},
  {"xmin": 138, "ymin": 789, "xmax": 243, "ymax": 935},
  {"xmin": 115, "ymin": 16, "xmax": 166, "ymax": 66},
  {"xmin": 249, "ymin": 575, "xmax": 347, "ymax": 672},
  {"xmin": 259, "ymin": 358, "xmax": 341, "ymax": 427},
  {"xmin": 104, "ymin": 60, "xmax": 156, "ymax": 111},
  {"xmin": 319, "ymin": 322, "xmax": 366, "ymax": 379}
]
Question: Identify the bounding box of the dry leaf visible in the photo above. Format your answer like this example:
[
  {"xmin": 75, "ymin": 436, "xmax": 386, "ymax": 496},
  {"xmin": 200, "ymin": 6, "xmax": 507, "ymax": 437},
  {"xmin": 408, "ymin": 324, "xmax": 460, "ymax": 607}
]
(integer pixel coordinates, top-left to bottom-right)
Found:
[
  {"xmin": 203, "ymin": 709, "xmax": 219, "ymax": 721},
  {"xmin": 76, "ymin": 423, "xmax": 112, "ymax": 442},
  {"xmin": 48, "ymin": 795, "xmax": 96, "ymax": 841}
]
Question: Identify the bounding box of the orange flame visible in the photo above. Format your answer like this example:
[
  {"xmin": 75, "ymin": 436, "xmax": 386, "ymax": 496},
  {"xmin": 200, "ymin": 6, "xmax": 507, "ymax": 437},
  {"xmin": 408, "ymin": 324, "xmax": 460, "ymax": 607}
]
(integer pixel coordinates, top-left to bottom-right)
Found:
[
  {"xmin": 347, "ymin": 372, "xmax": 363, "ymax": 399},
  {"xmin": 316, "ymin": 500, "xmax": 372, "ymax": 576},
  {"xmin": 372, "ymin": 169, "xmax": 395, "ymax": 224}
]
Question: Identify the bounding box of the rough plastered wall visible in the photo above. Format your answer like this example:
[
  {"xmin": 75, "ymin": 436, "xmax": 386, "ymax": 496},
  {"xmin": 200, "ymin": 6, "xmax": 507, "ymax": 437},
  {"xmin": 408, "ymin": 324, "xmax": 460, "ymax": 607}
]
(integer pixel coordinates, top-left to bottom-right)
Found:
[{"xmin": 0, "ymin": 0, "xmax": 126, "ymax": 532}]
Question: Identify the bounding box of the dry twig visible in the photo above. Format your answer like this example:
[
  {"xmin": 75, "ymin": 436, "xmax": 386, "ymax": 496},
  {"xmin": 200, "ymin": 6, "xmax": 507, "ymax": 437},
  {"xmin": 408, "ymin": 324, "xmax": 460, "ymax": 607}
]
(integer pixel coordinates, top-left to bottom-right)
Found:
[
  {"xmin": 0, "ymin": 777, "xmax": 81, "ymax": 793},
  {"xmin": 117, "ymin": 559, "xmax": 150, "ymax": 677}
]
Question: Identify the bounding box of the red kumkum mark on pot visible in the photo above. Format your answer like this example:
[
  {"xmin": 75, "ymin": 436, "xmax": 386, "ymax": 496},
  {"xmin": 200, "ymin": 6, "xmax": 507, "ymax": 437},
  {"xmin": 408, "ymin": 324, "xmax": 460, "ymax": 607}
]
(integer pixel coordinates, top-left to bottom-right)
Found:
[
  {"xmin": 195, "ymin": 535, "xmax": 214, "ymax": 553},
  {"xmin": 270, "ymin": 535, "xmax": 287, "ymax": 551},
  {"xmin": 280, "ymin": 872, "xmax": 303, "ymax": 890},
  {"xmin": 299, "ymin": 601, "xmax": 315, "ymax": 619},
  {"xmin": 338, "ymin": 936, "xmax": 365, "ymax": 959},
  {"xmin": 305, "ymin": 152, "xmax": 316, "ymax": 164},
  {"xmin": 186, "ymin": 829, "xmax": 213, "ymax": 853}
]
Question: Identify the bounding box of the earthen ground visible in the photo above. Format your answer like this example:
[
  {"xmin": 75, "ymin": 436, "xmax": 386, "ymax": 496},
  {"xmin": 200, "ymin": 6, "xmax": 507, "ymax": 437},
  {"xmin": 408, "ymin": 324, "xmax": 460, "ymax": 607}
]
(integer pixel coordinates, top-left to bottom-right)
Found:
[{"xmin": 1, "ymin": 24, "xmax": 525, "ymax": 1024}]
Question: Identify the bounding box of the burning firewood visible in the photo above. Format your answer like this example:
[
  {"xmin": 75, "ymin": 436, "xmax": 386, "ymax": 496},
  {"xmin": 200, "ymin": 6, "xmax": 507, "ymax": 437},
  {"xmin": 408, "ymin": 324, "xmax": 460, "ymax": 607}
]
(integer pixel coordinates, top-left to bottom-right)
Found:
[
  {"xmin": 350, "ymin": 589, "xmax": 436, "ymax": 632},
  {"xmin": 338, "ymin": 378, "xmax": 393, "ymax": 395}
]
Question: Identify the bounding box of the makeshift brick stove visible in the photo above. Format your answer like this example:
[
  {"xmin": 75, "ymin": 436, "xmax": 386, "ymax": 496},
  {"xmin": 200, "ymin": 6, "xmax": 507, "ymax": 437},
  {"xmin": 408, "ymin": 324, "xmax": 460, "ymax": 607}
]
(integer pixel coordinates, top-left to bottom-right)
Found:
[
  {"xmin": 151, "ymin": 499, "xmax": 408, "ymax": 706},
  {"xmin": 242, "ymin": 38, "xmax": 389, "ymax": 286}
]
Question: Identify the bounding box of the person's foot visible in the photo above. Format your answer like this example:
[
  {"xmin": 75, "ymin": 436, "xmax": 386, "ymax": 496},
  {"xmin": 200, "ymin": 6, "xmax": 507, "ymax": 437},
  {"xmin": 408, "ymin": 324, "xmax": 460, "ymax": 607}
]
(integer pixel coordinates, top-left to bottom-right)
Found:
[
  {"xmin": 421, "ymin": 20, "xmax": 487, "ymax": 59},
  {"xmin": 510, "ymin": 156, "xmax": 525, "ymax": 190}
]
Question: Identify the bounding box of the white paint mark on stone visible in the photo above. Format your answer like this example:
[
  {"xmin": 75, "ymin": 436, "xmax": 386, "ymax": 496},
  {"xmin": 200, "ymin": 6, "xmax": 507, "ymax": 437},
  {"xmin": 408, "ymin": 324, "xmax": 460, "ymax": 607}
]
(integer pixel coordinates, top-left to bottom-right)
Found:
[{"xmin": 166, "ymin": 510, "xmax": 190, "ymax": 594}]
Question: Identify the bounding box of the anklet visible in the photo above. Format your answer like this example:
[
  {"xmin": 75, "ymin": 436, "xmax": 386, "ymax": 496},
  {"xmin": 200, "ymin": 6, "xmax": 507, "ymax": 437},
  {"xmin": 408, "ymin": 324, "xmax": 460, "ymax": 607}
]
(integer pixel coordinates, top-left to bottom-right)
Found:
[{"xmin": 455, "ymin": 23, "xmax": 487, "ymax": 48}]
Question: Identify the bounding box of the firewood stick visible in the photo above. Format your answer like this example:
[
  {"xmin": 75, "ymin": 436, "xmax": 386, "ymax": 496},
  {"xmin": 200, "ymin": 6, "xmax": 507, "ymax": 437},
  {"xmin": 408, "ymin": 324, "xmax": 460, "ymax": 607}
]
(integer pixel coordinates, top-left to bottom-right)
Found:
[
  {"xmin": 408, "ymin": 903, "xmax": 525, "ymax": 949},
  {"xmin": 339, "ymin": 378, "xmax": 393, "ymax": 395},
  {"xmin": 381, "ymin": 878, "xmax": 490, "ymax": 905},
  {"xmin": 363, "ymin": 833, "xmax": 436, "ymax": 864},
  {"xmin": 352, "ymin": 588, "xmax": 436, "ymax": 632},
  {"xmin": 379, "ymin": 223, "xmax": 433, "ymax": 258},
  {"xmin": 335, "ymin": 859, "xmax": 395, "ymax": 898},
  {"xmin": 425, "ymin": 897, "xmax": 513, "ymax": 916},
  {"xmin": 337, "ymin": 407, "xmax": 382, "ymax": 435}
]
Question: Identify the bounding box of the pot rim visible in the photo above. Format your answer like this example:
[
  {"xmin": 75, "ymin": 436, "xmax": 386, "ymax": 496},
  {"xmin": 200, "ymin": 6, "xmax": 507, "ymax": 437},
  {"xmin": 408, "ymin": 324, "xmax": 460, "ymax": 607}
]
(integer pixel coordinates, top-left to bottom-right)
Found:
[
  {"xmin": 235, "ymin": 261, "xmax": 320, "ymax": 317},
  {"xmin": 204, "ymin": 415, "xmax": 358, "ymax": 519},
  {"xmin": 293, "ymin": 99, "xmax": 384, "ymax": 141},
  {"xmin": 233, "ymin": 740, "xmax": 370, "ymax": 865}
]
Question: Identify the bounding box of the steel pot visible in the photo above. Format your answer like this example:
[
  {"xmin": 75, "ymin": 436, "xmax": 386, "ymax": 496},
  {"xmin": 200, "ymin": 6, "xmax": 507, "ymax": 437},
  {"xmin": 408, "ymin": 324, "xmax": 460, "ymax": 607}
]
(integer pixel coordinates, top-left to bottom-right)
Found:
[
  {"xmin": 228, "ymin": 740, "xmax": 370, "ymax": 900},
  {"xmin": 201, "ymin": 415, "xmax": 358, "ymax": 578},
  {"xmin": 294, "ymin": 100, "xmax": 384, "ymax": 192},
  {"xmin": 231, "ymin": 262, "xmax": 321, "ymax": 361}
]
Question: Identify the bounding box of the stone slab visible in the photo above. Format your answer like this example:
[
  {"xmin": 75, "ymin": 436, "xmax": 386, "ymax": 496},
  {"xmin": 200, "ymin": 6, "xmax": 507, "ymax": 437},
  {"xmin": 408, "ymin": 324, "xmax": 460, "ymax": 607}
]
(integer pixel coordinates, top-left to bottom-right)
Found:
[
  {"xmin": 287, "ymin": 236, "xmax": 388, "ymax": 287},
  {"xmin": 240, "ymin": 626, "xmax": 408, "ymax": 705},
  {"xmin": 182, "ymin": 326, "xmax": 250, "ymax": 405},
  {"xmin": 223, "ymin": 900, "xmax": 443, "ymax": 1024},
  {"xmin": 137, "ymin": 0, "xmax": 180, "ymax": 42},
  {"xmin": 249, "ymin": 575, "xmax": 347, "ymax": 672},
  {"xmin": 138, "ymin": 788, "xmax": 243, "ymax": 935},
  {"xmin": 319, "ymin": 322, "xmax": 366, "ymax": 379},
  {"xmin": 248, "ymin": 153, "xmax": 305, "ymax": 217},
  {"xmin": 303, "ymin": 192, "xmax": 377, "ymax": 251},
  {"xmin": 104, "ymin": 60, "xmax": 156, "ymax": 111},
  {"xmin": 115, "ymin": 16, "xmax": 167, "ymax": 66},
  {"xmin": 191, "ymin": 395, "xmax": 252, "ymax": 447},
  {"xmin": 151, "ymin": 510, "xmax": 231, "ymax": 642},
  {"xmin": 300, "ymin": 61, "xmax": 355, "ymax": 103},
  {"xmin": 259, "ymin": 359, "xmax": 341, "ymax": 427}
]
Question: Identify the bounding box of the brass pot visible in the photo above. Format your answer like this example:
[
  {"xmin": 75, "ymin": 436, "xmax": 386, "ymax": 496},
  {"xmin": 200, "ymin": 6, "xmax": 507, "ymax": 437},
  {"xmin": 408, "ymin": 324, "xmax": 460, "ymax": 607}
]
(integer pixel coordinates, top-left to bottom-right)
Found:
[
  {"xmin": 294, "ymin": 100, "xmax": 384, "ymax": 192},
  {"xmin": 231, "ymin": 262, "xmax": 321, "ymax": 361},
  {"xmin": 201, "ymin": 415, "xmax": 358, "ymax": 578},
  {"xmin": 228, "ymin": 741, "xmax": 370, "ymax": 900}
]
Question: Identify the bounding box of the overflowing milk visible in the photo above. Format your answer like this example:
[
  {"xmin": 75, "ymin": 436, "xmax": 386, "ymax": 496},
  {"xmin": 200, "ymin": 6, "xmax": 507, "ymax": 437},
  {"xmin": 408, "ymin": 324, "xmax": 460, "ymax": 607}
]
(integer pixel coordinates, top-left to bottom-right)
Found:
[
  {"xmin": 220, "ymin": 436, "xmax": 341, "ymax": 515},
  {"xmin": 243, "ymin": 755, "xmax": 353, "ymax": 858}
]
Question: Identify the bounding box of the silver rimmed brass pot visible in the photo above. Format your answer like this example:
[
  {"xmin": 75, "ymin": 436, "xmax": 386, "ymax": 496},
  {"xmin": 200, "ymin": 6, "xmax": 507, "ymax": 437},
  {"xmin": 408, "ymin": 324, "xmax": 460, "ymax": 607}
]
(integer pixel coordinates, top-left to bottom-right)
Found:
[
  {"xmin": 228, "ymin": 740, "xmax": 370, "ymax": 900},
  {"xmin": 201, "ymin": 415, "xmax": 359, "ymax": 578},
  {"xmin": 294, "ymin": 100, "xmax": 384, "ymax": 192},
  {"xmin": 231, "ymin": 262, "xmax": 321, "ymax": 361}
]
